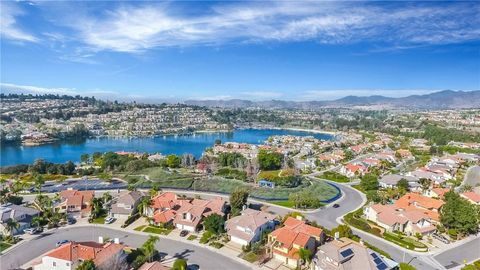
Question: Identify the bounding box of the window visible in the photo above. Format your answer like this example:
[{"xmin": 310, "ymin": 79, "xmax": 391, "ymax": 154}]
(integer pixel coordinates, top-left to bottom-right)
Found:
[
  {"xmin": 53, "ymin": 262, "xmax": 56, "ymax": 267},
  {"xmin": 66, "ymin": 262, "xmax": 70, "ymax": 266}
]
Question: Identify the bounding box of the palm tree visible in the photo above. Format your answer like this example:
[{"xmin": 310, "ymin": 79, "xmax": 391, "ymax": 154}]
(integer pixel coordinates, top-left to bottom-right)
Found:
[
  {"xmin": 419, "ymin": 178, "xmax": 431, "ymax": 192},
  {"xmin": 91, "ymin": 198, "xmax": 104, "ymax": 219},
  {"xmin": 102, "ymin": 192, "xmax": 112, "ymax": 204},
  {"xmin": 142, "ymin": 235, "xmax": 159, "ymax": 262},
  {"xmin": 4, "ymin": 218, "xmax": 20, "ymax": 236},
  {"xmin": 137, "ymin": 196, "xmax": 151, "ymax": 216},
  {"xmin": 296, "ymin": 248, "xmax": 312, "ymax": 268},
  {"xmin": 34, "ymin": 175, "xmax": 45, "ymax": 195}
]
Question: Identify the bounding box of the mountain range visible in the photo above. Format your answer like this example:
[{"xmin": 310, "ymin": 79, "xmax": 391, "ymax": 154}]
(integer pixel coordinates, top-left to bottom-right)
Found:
[{"xmin": 185, "ymin": 90, "xmax": 480, "ymax": 109}]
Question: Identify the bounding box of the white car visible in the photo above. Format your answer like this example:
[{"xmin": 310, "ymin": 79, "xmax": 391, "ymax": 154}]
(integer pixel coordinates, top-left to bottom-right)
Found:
[
  {"xmin": 24, "ymin": 227, "xmax": 42, "ymax": 234},
  {"xmin": 104, "ymin": 217, "xmax": 115, "ymax": 224}
]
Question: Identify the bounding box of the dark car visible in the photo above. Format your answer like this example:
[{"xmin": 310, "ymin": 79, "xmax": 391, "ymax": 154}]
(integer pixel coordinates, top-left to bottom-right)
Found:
[
  {"xmin": 67, "ymin": 217, "xmax": 76, "ymax": 225},
  {"xmin": 332, "ymin": 204, "xmax": 340, "ymax": 208},
  {"xmin": 180, "ymin": 230, "xmax": 189, "ymax": 237},
  {"xmin": 56, "ymin": 240, "xmax": 70, "ymax": 247}
]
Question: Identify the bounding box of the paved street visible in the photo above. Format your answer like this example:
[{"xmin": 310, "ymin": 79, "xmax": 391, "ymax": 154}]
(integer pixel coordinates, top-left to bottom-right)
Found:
[
  {"xmin": 434, "ymin": 236, "xmax": 480, "ymax": 269},
  {"xmin": 0, "ymin": 226, "xmax": 252, "ymax": 270},
  {"xmin": 462, "ymin": 165, "xmax": 480, "ymax": 187}
]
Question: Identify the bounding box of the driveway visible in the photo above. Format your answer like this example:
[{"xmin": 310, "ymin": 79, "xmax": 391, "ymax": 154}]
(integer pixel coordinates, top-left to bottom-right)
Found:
[{"xmin": 0, "ymin": 226, "xmax": 253, "ymax": 270}]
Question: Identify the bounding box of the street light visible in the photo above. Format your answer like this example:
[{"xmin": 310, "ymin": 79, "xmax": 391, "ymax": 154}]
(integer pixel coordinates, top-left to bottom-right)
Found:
[{"xmin": 407, "ymin": 256, "xmax": 417, "ymax": 265}]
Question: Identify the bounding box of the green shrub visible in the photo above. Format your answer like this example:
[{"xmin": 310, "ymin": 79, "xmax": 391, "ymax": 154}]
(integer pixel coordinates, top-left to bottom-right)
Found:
[{"xmin": 200, "ymin": 231, "xmax": 213, "ymax": 244}]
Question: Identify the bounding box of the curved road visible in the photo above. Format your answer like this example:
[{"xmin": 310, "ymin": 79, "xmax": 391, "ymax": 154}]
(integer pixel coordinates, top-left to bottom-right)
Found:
[{"xmin": 0, "ymin": 226, "xmax": 252, "ymax": 270}]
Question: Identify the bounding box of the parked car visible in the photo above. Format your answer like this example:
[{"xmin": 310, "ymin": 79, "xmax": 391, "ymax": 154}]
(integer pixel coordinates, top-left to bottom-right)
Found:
[
  {"xmin": 104, "ymin": 217, "xmax": 115, "ymax": 224},
  {"xmin": 24, "ymin": 227, "xmax": 42, "ymax": 234},
  {"xmin": 67, "ymin": 217, "xmax": 76, "ymax": 225},
  {"xmin": 180, "ymin": 230, "xmax": 189, "ymax": 237},
  {"xmin": 333, "ymin": 204, "xmax": 340, "ymax": 208},
  {"xmin": 56, "ymin": 240, "xmax": 70, "ymax": 247}
]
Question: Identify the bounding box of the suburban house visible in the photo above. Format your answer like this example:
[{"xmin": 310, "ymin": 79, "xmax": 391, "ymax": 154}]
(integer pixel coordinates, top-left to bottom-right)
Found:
[
  {"xmin": 110, "ymin": 190, "xmax": 145, "ymax": 218},
  {"xmin": 268, "ymin": 217, "xmax": 325, "ymax": 268},
  {"xmin": 339, "ymin": 163, "xmax": 368, "ymax": 178},
  {"xmin": 364, "ymin": 193, "xmax": 444, "ymax": 236},
  {"xmin": 148, "ymin": 192, "xmax": 226, "ymax": 232},
  {"xmin": 378, "ymin": 174, "xmax": 421, "ymax": 191},
  {"xmin": 461, "ymin": 192, "xmax": 480, "ymax": 205},
  {"xmin": 33, "ymin": 240, "xmax": 126, "ymax": 270},
  {"xmin": 138, "ymin": 261, "xmax": 169, "ymax": 270},
  {"xmin": 225, "ymin": 208, "xmax": 276, "ymax": 246},
  {"xmin": 424, "ymin": 188, "xmax": 450, "ymax": 199},
  {"xmin": 55, "ymin": 189, "xmax": 94, "ymax": 218},
  {"xmin": 174, "ymin": 197, "xmax": 227, "ymax": 232},
  {"xmin": 313, "ymin": 237, "xmax": 398, "ymax": 270},
  {"xmin": 0, "ymin": 203, "xmax": 40, "ymax": 235}
]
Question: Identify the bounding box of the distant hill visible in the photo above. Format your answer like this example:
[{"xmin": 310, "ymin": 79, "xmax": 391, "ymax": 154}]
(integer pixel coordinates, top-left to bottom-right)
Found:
[{"xmin": 185, "ymin": 90, "xmax": 480, "ymax": 109}]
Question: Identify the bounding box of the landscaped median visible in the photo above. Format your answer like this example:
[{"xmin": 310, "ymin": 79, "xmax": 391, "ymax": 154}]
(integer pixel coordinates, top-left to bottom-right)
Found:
[{"xmin": 134, "ymin": 225, "xmax": 173, "ymax": 235}]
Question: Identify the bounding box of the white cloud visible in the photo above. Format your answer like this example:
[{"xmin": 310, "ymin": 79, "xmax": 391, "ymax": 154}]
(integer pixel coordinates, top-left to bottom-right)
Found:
[
  {"xmin": 0, "ymin": 2, "xmax": 38, "ymax": 42},
  {"xmin": 57, "ymin": 1, "xmax": 479, "ymax": 52},
  {"xmin": 0, "ymin": 82, "xmax": 118, "ymax": 97}
]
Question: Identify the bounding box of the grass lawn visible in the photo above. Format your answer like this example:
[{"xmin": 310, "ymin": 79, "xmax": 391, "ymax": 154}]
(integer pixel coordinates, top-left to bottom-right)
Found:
[
  {"xmin": 242, "ymin": 252, "xmax": 259, "ymax": 263},
  {"xmin": 143, "ymin": 226, "xmax": 173, "ymax": 235},
  {"xmin": 319, "ymin": 171, "xmax": 350, "ymax": 183},
  {"xmin": 257, "ymin": 170, "xmax": 282, "ymax": 180},
  {"xmin": 270, "ymin": 200, "xmax": 296, "ymax": 207},
  {"xmin": 90, "ymin": 215, "xmax": 107, "ymax": 224},
  {"xmin": 0, "ymin": 242, "xmax": 12, "ymax": 253},
  {"xmin": 383, "ymin": 232, "xmax": 427, "ymax": 250},
  {"xmin": 134, "ymin": 225, "xmax": 146, "ymax": 231}
]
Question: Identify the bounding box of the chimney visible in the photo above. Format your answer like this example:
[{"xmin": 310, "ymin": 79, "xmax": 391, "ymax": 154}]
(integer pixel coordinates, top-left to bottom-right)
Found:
[
  {"xmin": 242, "ymin": 204, "xmax": 247, "ymax": 211},
  {"xmin": 114, "ymin": 238, "xmax": 120, "ymax": 244},
  {"xmin": 98, "ymin": 236, "xmax": 104, "ymax": 244},
  {"xmin": 334, "ymin": 231, "xmax": 340, "ymax": 240}
]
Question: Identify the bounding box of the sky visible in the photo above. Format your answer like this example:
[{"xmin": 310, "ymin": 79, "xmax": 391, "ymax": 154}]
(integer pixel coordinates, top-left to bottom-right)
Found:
[{"xmin": 1, "ymin": 1, "xmax": 479, "ymax": 102}]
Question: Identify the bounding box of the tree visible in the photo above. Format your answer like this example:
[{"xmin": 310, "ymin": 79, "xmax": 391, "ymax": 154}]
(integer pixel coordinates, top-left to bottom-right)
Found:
[
  {"xmin": 80, "ymin": 153, "xmax": 90, "ymax": 164},
  {"xmin": 172, "ymin": 258, "xmax": 188, "ymax": 270},
  {"xmin": 31, "ymin": 216, "xmax": 43, "ymax": 229},
  {"xmin": 397, "ymin": 178, "xmax": 409, "ymax": 191},
  {"xmin": 34, "ymin": 174, "xmax": 45, "ymax": 195},
  {"xmin": 166, "ymin": 155, "xmax": 181, "ymax": 168},
  {"xmin": 142, "ymin": 235, "xmax": 159, "ymax": 262},
  {"xmin": 360, "ymin": 173, "xmax": 379, "ymax": 191},
  {"xmin": 90, "ymin": 197, "xmax": 104, "ymax": 220},
  {"xmin": 419, "ymin": 178, "xmax": 431, "ymax": 192},
  {"xmin": 203, "ymin": 214, "xmax": 225, "ymax": 234},
  {"xmin": 330, "ymin": 224, "xmax": 353, "ymax": 239},
  {"xmin": 102, "ymin": 192, "xmax": 113, "ymax": 204},
  {"xmin": 440, "ymin": 190, "xmax": 479, "ymax": 236},
  {"xmin": 229, "ymin": 188, "xmax": 249, "ymax": 215},
  {"xmin": 76, "ymin": 259, "xmax": 96, "ymax": 270},
  {"xmin": 296, "ymin": 247, "xmax": 312, "ymax": 266},
  {"xmin": 257, "ymin": 150, "xmax": 283, "ymax": 170},
  {"xmin": 137, "ymin": 196, "xmax": 151, "ymax": 216},
  {"xmin": 4, "ymin": 218, "xmax": 19, "ymax": 235}
]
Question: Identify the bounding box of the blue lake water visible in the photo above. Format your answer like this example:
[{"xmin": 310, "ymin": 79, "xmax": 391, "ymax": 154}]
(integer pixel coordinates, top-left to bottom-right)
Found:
[{"xmin": 0, "ymin": 129, "xmax": 334, "ymax": 166}]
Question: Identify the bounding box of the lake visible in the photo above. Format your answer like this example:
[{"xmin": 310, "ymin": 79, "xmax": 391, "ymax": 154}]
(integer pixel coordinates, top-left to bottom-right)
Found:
[{"xmin": 0, "ymin": 129, "xmax": 334, "ymax": 166}]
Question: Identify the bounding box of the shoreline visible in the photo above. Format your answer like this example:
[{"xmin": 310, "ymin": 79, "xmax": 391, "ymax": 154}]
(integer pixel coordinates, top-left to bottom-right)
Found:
[{"xmin": 274, "ymin": 127, "xmax": 337, "ymax": 135}]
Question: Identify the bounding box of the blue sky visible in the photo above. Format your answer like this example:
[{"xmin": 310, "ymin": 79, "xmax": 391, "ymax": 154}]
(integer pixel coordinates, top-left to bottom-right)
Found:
[{"xmin": 1, "ymin": 1, "xmax": 479, "ymax": 101}]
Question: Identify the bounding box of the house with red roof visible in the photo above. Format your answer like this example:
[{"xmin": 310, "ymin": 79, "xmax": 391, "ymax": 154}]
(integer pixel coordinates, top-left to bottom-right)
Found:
[
  {"xmin": 461, "ymin": 192, "xmax": 480, "ymax": 205},
  {"xmin": 147, "ymin": 192, "xmax": 227, "ymax": 231},
  {"xmin": 33, "ymin": 241, "xmax": 125, "ymax": 270},
  {"xmin": 55, "ymin": 189, "xmax": 94, "ymax": 218},
  {"xmin": 339, "ymin": 163, "xmax": 368, "ymax": 178},
  {"xmin": 364, "ymin": 193, "xmax": 444, "ymax": 236},
  {"xmin": 268, "ymin": 216, "xmax": 325, "ymax": 268}
]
